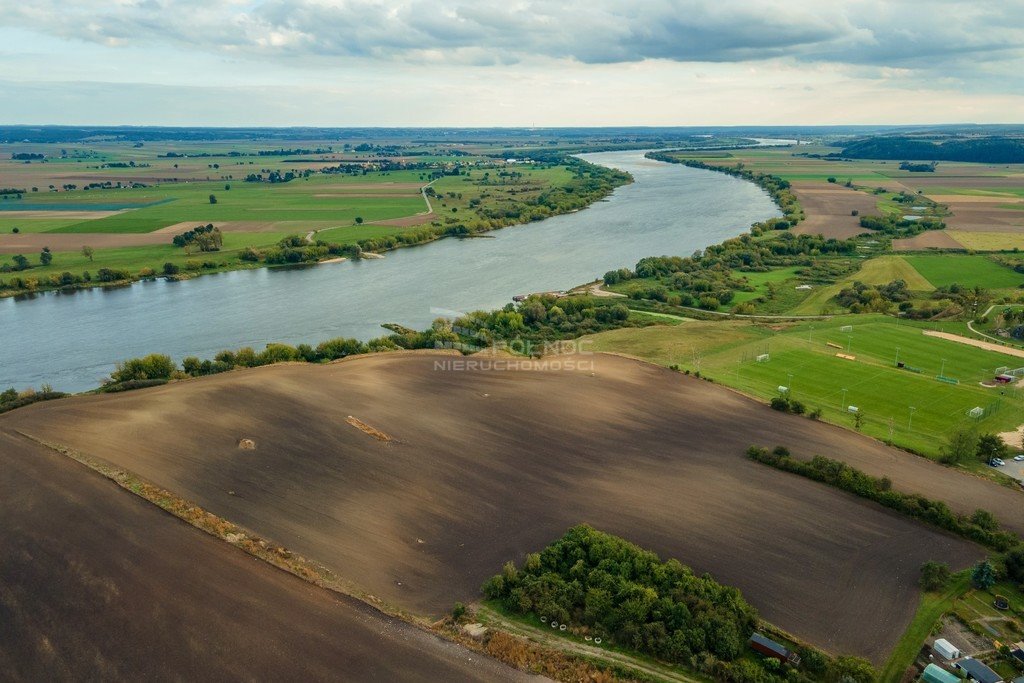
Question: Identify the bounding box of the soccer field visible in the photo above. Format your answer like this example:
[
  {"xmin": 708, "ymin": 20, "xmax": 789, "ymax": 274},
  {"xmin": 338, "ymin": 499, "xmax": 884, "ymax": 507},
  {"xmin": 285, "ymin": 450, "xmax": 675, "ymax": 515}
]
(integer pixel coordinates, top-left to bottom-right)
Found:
[{"xmin": 589, "ymin": 315, "xmax": 1024, "ymax": 458}]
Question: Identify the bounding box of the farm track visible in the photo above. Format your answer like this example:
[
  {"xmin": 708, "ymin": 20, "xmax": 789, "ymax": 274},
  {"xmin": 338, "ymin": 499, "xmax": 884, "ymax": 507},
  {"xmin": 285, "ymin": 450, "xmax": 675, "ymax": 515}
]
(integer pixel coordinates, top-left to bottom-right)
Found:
[
  {"xmin": 0, "ymin": 350, "xmax": 994, "ymax": 663},
  {"xmin": 477, "ymin": 606, "xmax": 701, "ymax": 683}
]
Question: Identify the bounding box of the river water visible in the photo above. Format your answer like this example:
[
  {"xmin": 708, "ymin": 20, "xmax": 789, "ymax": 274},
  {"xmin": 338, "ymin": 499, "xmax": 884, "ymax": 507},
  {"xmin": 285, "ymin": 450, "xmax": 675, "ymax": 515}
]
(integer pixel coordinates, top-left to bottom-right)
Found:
[{"xmin": 0, "ymin": 150, "xmax": 781, "ymax": 392}]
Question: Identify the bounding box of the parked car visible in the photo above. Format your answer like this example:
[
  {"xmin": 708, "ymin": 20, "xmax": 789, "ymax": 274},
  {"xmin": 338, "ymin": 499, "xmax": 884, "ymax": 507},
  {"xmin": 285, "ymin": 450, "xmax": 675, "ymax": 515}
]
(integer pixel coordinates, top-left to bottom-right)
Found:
[
  {"xmin": 1014, "ymin": 454, "xmax": 1024, "ymax": 462},
  {"xmin": 990, "ymin": 458, "xmax": 1005, "ymax": 467}
]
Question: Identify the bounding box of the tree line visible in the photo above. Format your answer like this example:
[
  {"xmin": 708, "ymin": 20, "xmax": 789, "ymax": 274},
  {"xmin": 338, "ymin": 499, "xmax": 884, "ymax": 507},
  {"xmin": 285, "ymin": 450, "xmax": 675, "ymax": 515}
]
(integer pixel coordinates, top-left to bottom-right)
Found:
[{"xmin": 747, "ymin": 445, "xmax": 1018, "ymax": 551}]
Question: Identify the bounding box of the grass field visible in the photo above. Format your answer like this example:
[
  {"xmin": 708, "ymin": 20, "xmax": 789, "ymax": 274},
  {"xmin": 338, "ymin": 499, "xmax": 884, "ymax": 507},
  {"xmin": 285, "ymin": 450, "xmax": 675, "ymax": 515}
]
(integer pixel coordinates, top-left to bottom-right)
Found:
[
  {"xmin": 789, "ymin": 256, "xmax": 934, "ymax": 315},
  {"xmin": 588, "ymin": 315, "xmax": 1024, "ymax": 459},
  {"xmin": 903, "ymin": 254, "xmax": 1024, "ymax": 289}
]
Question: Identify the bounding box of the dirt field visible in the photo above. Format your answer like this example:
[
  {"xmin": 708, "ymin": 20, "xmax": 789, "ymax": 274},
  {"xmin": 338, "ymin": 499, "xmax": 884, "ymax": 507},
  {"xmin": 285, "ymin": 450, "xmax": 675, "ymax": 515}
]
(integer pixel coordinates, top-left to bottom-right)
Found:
[
  {"xmin": 371, "ymin": 211, "xmax": 436, "ymax": 226},
  {"xmin": 0, "ymin": 231, "xmax": 171, "ymax": 253},
  {"xmin": 790, "ymin": 182, "xmax": 877, "ymax": 238},
  {"xmin": 0, "ymin": 351, "xmax": 993, "ymax": 663},
  {"xmin": 892, "ymin": 230, "xmax": 966, "ymax": 251},
  {"xmin": 0, "ymin": 430, "xmax": 533, "ymax": 682},
  {"xmin": 0, "ymin": 210, "xmax": 122, "ymax": 220},
  {"xmin": 923, "ymin": 329, "xmax": 1024, "ymax": 358}
]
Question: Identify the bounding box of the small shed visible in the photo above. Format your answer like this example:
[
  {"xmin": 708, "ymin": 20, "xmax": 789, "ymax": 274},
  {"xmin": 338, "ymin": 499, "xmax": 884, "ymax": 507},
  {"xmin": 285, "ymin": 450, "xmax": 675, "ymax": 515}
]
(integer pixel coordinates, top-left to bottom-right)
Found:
[
  {"xmin": 956, "ymin": 657, "xmax": 1003, "ymax": 683},
  {"xmin": 748, "ymin": 632, "xmax": 800, "ymax": 665},
  {"xmin": 932, "ymin": 638, "xmax": 960, "ymax": 661},
  {"xmin": 922, "ymin": 663, "xmax": 960, "ymax": 683}
]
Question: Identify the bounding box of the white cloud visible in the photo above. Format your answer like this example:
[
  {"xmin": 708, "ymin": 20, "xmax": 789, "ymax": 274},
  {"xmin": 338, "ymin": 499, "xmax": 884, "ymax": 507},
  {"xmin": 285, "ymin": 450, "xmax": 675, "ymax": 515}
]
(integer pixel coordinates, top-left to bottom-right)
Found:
[{"xmin": 0, "ymin": 0, "xmax": 1022, "ymax": 124}]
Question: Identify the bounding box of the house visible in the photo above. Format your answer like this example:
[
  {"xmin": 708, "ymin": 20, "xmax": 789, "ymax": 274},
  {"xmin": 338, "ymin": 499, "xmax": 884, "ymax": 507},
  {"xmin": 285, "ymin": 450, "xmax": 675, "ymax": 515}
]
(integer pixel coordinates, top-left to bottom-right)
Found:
[
  {"xmin": 922, "ymin": 663, "xmax": 960, "ymax": 683},
  {"xmin": 956, "ymin": 657, "xmax": 1003, "ymax": 683},
  {"xmin": 932, "ymin": 638, "xmax": 960, "ymax": 661},
  {"xmin": 748, "ymin": 632, "xmax": 801, "ymax": 665}
]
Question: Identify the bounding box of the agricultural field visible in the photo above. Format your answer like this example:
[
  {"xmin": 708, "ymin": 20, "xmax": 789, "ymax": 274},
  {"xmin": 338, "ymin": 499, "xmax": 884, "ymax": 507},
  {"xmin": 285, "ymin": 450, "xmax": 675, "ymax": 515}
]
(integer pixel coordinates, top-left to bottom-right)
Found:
[
  {"xmin": 673, "ymin": 145, "xmax": 1024, "ymax": 250},
  {"xmin": 0, "ymin": 429, "xmax": 528, "ymax": 682},
  {"xmin": 0, "ymin": 350, "xmax": 997, "ymax": 664},
  {"xmin": 586, "ymin": 315, "xmax": 1024, "ymax": 461},
  {"xmin": 0, "ymin": 141, "xmax": 615, "ymax": 293}
]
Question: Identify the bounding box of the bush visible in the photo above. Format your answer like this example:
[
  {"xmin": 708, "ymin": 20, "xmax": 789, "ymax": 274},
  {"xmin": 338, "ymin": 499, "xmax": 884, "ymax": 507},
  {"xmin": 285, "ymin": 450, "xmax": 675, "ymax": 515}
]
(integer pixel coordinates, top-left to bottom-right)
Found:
[
  {"xmin": 109, "ymin": 354, "xmax": 177, "ymax": 384},
  {"xmin": 162, "ymin": 262, "xmax": 180, "ymax": 276},
  {"xmin": 919, "ymin": 561, "xmax": 951, "ymax": 591}
]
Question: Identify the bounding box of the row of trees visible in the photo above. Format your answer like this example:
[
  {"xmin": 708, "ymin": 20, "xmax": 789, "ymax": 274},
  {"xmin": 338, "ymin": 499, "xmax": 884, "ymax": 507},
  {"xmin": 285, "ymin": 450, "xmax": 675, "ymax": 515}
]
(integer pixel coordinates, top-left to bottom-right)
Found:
[
  {"xmin": 98, "ymin": 294, "xmax": 641, "ymax": 390},
  {"xmin": 646, "ymin": 153, "xmax": 803, "ymax": 227},
  {"xmin": 748, "ymin": 446, "xmax": 1017, "ymax": 551}
]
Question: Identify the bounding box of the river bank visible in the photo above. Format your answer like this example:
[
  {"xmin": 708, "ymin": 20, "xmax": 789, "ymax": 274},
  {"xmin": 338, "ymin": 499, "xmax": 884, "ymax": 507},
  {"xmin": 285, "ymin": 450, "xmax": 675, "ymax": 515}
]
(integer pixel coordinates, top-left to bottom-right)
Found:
[{"xmin": 1, "ymin": 150, "xmax": 781, "ymax": 391}]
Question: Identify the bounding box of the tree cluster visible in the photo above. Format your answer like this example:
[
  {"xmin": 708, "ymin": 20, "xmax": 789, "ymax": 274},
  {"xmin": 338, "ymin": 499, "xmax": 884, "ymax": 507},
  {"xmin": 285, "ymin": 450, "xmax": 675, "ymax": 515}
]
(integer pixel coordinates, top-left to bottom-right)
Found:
[{"xmin": 172, "ymin": 223, "xmax": 223, "ymax": 252}]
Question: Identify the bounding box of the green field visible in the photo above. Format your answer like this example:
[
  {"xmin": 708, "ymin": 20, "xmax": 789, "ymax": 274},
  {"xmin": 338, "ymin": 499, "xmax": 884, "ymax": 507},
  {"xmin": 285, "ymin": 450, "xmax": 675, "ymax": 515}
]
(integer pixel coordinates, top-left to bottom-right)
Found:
[
  {"xmin": 2, "ymin": 140, "xmax": 623, "ymax": 294},
  {"xmin": 587, "ymin": 315, "xmax": 1024, "ymax": 460},
  {"xmin": 904, "ymin": 254, "xmax": 1024, "ymax": 289}
]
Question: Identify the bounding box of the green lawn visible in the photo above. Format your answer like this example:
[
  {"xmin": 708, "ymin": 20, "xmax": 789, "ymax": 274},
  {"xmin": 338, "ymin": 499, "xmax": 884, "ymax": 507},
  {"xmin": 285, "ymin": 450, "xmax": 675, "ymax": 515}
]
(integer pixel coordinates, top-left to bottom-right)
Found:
[{"xmin": 903, "ymin": 255, "xmax": 1024, "ymax": 290}]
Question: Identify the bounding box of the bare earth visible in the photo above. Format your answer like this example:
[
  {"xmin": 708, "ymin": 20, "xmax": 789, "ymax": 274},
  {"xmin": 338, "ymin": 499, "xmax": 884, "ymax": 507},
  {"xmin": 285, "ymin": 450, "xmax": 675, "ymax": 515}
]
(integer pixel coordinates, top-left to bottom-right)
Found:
[
  {"xmin": 0, "ymin": 210, "xmax": 123, "ymax": 219},
  {"xmin": 790, "ymin": 182, "xmax": 877, "ymax": 239},
  {"xmin": 0, "ymin": 430, "xmax": 535, "ymax": 682},
  {"xmin": 370, "ymin": 212, "xmax": 437, "ymax": 227},
  {"xmin": 922, "ymin": 329, "xmax": 1024, "ymax": 358},
  {"xmin": 0, "ymin": 232, "xmax": 170, "ymax": 253},
  {"xmin": 892, "ymin": 231, "xmax": 966, "ymax": 251},
  {"xmin": 0, "ymin": 351, "xmax": 993, "ymax": 664}
]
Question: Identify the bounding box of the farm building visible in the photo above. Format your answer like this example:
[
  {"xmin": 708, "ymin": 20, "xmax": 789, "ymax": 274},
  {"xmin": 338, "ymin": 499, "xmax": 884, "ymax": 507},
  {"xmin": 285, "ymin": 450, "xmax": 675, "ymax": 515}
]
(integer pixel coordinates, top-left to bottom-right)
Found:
[
  {"xmin": 932, "ymin": 638, "xmax": 961, "ymax": 660},
  {"xmin": 922, "ymin": 663, "xmax": 960, "ymax": 683},
  {"xmin": 748, "ymin": 632, "xmax": 801, "ymax": 665},
  {"xmin": 956, "ymin": 657, "xmax": 1002, "ymax": 683}
]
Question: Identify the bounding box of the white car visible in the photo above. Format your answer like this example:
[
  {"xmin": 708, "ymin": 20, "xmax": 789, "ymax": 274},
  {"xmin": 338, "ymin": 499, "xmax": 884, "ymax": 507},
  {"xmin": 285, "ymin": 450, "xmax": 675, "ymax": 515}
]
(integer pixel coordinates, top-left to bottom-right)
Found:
[{"xmin": 1014, "ymin": 454, "xmax": 1024, "ymax": 462}]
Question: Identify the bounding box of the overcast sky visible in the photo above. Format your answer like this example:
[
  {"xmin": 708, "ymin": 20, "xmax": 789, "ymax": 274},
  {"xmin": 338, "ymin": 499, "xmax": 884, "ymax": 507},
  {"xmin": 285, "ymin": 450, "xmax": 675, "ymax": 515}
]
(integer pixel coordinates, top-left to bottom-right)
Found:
[{"xmin": 1, "ymin": 0, "xmax": 1022, "ymax": 126}]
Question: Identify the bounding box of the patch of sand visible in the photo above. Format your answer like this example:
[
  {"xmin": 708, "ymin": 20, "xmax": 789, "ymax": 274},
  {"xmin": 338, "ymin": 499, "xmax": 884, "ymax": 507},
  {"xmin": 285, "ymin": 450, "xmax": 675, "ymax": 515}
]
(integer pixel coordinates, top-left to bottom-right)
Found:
[{"xmin": 922, "ymin": 329, "xmax": 1024, "ymax": 358}]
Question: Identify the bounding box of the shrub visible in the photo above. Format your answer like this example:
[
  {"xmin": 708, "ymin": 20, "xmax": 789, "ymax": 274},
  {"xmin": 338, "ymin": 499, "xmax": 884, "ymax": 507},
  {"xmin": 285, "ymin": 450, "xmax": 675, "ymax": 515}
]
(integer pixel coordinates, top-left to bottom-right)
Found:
[
  {"xmin": 109, "ymin": 354, "xmax": 177, "ymax": 383},
  {"xmin": 919, "ymin": 561, "xmax": 951, "ymax": 591}
]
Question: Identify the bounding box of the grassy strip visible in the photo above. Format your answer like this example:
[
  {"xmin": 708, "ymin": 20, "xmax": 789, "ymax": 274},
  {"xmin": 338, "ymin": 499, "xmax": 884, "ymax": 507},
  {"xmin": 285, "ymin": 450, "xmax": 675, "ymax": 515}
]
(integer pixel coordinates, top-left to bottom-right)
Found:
[
  {"xmin": 747, "ymin": 446, "xmax": 1018, "ymax": 551},
  {"xmin": 878, "ymin": 572, "xmax": 971, "ymax": 683},
  {"xmin": 17, "ymin": 431, "xmax": 637, "ymax": 683}
]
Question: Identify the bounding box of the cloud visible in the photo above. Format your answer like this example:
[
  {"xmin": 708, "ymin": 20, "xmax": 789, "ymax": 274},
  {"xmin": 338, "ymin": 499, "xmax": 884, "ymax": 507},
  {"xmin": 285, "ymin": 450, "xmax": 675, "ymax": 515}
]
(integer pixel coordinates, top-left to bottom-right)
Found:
[{"xmin": 2, "ymin": 0, "xmax": 1021, "ymax": 74}]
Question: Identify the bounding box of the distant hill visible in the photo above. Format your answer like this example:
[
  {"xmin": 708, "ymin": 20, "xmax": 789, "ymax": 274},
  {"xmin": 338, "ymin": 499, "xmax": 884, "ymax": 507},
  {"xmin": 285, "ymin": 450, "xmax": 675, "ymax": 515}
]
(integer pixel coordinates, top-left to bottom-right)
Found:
[{"xmin": 841, "ymin": 136, "xmax": 1024, "ymax": 163}]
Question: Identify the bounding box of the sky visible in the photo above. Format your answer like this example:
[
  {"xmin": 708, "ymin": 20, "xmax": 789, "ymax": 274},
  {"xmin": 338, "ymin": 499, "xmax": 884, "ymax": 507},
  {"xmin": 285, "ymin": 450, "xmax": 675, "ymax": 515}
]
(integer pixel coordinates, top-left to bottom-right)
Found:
[{"xmin": 0, "ymin": 0, "xmax": 1022, "ymax": 127}]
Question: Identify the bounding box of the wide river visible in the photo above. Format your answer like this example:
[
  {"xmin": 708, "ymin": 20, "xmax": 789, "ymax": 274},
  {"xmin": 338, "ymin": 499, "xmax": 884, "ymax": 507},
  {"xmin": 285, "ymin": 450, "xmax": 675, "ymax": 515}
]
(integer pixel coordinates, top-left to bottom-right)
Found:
[{"xmin": 0, "ymin": 150, "xmax": 780, "ymax": 392}]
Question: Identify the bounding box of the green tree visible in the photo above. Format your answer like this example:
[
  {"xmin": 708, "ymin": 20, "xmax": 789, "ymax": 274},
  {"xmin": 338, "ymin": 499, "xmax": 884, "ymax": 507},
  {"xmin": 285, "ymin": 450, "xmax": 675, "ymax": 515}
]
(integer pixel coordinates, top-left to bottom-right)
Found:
[
  {"xmin": 39, "ymin": 247, "xmax": 52, "ymax": 266},
  {"xmin": 109, "ymin": 354, "xmax": 176, "ymax": 383},
  {"xmin": 977, "ymin": 433, "xmax": 1008, "ymax": 463},
  {"xmin": 208, "ymin": 194, "xmax": 217, "ymax": 204},
  {"xmin": 355, "ymin": 216, "xmax": 364, "ymax": 224},
  {"xmin": 81, "ymin": 245, "xmax": 94, "ymax": 262},
  {"xmin": 12, "ymin": 254, "xmax": 29, "ymax": 270},
  {"xmin": 162, "ymin": 262, "xmax": 180, "ymax": 275},
  {"xmin": 1005, "ymin": 548, "xmax": 1024, "ymax": 584},
  {"xmin": 941, "ymin": 426, "xmax": 979, "ymax": 464},
  {"xmin": 919, "ymin": 561, "xmax": 951, "ymax": 591},
  {"xmin": 972, "ymin": 560, "xmax": 996, "ymax": 590}
]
